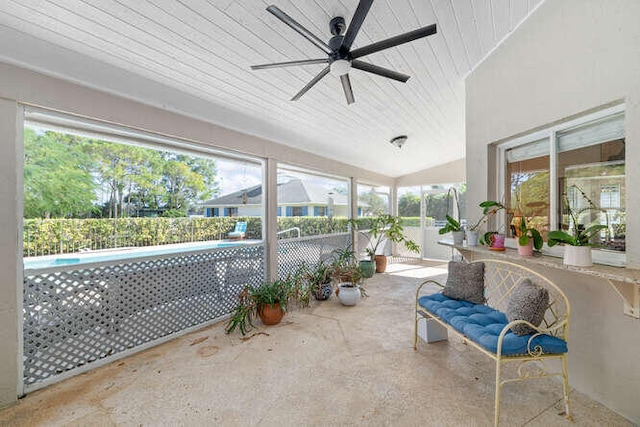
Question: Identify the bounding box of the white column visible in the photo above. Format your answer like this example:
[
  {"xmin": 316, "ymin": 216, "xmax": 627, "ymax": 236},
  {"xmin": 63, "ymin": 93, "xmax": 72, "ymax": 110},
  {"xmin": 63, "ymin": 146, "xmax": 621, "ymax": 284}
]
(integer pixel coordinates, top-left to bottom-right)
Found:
[
  {"xmin": 0, "ymin": 99, "xmax": 22, "ymax": 407},
  {"xmin": 349, "ymin": 177, "xmax": 358, "ymax": 252},
  {"xmin": 420, "ymin": 185, "xmax": 426, "ymax": 259},
  {"xmin": 265, "ymin": 158, "xmax": 278, "ymax": 281}
]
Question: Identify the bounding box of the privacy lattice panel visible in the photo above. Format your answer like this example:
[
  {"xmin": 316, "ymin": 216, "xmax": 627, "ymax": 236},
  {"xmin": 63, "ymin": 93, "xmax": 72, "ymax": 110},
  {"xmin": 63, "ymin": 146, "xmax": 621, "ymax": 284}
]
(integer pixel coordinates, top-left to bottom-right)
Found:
[
  {"xmin": 277, "ymin": 233, "xmax": 350, "ymax": 279},
  {"xmin": 23, "ymin": 245, "xmax": 264, "ymax": 387}
]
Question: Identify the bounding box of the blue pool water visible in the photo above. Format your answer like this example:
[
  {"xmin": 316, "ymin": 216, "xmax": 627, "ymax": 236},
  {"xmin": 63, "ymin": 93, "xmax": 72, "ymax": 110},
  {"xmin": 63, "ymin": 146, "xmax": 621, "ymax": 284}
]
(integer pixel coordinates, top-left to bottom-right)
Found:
[{"xmin": 24, "ymin": 240, "xmax": 252, "ymax": 270}]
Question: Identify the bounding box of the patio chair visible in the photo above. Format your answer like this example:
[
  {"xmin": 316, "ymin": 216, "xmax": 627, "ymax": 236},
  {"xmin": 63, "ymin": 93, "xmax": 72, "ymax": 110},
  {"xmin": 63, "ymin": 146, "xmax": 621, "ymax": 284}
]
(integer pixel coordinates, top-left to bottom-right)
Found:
[{"xmin": 227, "ymin": 221, "xmax": 247, "ymax": 240}]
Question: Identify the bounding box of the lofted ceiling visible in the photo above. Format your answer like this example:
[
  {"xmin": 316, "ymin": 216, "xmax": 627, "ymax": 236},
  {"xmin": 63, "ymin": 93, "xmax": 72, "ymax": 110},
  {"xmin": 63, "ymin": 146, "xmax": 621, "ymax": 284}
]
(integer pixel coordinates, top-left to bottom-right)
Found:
[{"xmin": 0, "ymin": 0, "xmax": 542, "ymax": 177}]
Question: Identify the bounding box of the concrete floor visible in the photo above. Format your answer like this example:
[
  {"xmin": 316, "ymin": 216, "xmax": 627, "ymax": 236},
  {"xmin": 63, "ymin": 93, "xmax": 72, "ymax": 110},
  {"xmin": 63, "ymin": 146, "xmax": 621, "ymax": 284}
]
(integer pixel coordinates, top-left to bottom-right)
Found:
[{"xmin": 0, "ymin": 260, "xmax": 632, "ymax": 426}]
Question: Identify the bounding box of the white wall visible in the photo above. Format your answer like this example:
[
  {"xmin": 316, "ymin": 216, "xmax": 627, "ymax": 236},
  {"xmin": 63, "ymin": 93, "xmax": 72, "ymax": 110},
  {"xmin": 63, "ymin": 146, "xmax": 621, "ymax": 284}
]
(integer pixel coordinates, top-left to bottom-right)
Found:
[
  {"xmin": 396, "ymin": 158, "xmax": 465, "ymax": 187},
  {"xmin": 466, "ymin": 0, "xmax": 640, "ymax": 422}
]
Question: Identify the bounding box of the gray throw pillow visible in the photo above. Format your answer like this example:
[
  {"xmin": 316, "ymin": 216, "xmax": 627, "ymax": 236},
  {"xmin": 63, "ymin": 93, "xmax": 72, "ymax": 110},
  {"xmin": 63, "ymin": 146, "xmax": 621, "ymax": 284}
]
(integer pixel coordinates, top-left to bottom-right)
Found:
[
  {"xmin": 442, "ymin": 261, "xmax": 485, "ymax": 304},
  {"xmin": 507, "ymin": 278, "xmax": 549, "ymax": 336}
]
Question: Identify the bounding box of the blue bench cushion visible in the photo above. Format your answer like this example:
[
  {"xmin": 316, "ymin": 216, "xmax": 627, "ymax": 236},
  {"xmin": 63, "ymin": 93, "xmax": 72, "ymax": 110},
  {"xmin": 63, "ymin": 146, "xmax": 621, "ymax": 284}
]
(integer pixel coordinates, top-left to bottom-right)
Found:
[{"xmin": 418, "ymin": 293, "xmax": 567, "ymax": 356}]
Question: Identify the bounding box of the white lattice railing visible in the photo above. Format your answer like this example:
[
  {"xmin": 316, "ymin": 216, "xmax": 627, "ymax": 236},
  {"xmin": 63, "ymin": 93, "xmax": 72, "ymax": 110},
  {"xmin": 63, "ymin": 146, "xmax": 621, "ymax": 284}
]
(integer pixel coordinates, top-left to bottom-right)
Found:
[
  {"xmin": 23, "ymin": 244, "xmax": 265, "ymax": 390},
  {"xmin": 277, "ymin": 232, "xmax": 351, "ymax": 279}
]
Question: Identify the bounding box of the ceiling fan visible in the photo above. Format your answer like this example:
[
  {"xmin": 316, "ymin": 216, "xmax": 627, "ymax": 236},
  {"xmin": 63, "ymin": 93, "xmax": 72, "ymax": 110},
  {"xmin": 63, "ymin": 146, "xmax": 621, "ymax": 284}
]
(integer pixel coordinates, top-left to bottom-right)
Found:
[{"xmin": 251, "ymin": 0, "xmax": 437, "ymax": 105}]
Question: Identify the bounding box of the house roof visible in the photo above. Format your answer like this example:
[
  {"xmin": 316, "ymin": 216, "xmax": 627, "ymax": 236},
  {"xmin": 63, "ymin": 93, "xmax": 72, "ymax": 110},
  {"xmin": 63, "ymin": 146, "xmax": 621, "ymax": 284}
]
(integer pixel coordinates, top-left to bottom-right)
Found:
[{"xmin": 202, "ymin": 178, "xmax": 349, "ymax": 207}]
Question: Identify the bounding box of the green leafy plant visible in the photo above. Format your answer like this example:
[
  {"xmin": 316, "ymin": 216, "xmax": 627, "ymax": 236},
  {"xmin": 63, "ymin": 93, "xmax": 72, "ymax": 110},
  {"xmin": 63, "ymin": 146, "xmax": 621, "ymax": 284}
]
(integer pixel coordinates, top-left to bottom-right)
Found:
[
  {"xmin": 547, "ymin": 186, "xmax": 609, "ymax": 247},
  {"xmin": 438, "ymin": 215, "xmax": 462, "ymax": 235},
  {"xmin": 327, "ymin": 247, "xmax": 367, "ymax": 296},
  {"xmin": 513, "ymin": 216, "xmax": 543, "ymax": 251},
  {"xmin": 225, "ymin": 277, "xmax": 294, "ymax": 336},
  {"xmin": 479, "ymin": 231, "xmax": 498, "ymax": 246},
  {"xmin": 437, "ymin": 188, "xmax": 462, "ymax": 235},
  {"xmin": 468, "ymin": 201, "xmax": 506, "ymax": 231},
  {"xmin": 349, "ymin": 214, "xmax": 419, "ymax": 259}
]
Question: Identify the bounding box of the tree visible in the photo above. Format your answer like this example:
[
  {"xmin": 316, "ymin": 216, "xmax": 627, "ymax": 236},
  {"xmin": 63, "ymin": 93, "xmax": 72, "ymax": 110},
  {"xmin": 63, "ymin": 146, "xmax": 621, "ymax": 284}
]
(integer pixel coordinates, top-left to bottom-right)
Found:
[
  {"xmin": 23, "ymin": 128, "xmax": 96, "ymax": 218},
  {"xmin": 398, "ymin": 192, "xmax": 420, "ymax": 217},
  {"xmin": 161, "ymin": 154, "xmax": 218, "ymax": 216},
  {"xmin": 359, "ymin": 190, "xmax": 387, "ymax": 215}
]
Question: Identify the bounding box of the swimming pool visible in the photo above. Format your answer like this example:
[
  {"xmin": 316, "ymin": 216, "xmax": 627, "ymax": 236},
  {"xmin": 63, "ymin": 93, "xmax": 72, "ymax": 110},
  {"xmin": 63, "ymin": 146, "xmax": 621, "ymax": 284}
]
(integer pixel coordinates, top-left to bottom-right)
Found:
[{"xmin": 23, "ymin": 240, "xmax": 259, "ymax": 270}]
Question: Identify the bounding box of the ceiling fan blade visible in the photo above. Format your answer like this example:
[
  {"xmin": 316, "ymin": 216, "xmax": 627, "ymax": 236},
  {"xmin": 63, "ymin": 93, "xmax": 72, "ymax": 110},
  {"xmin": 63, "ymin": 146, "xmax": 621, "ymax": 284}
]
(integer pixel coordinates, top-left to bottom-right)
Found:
[
  {"xmin": 267, "ymin": 5, "xmax": 332, "ymax": 54},
  {"xmin": 291, "ymin": 66, "xmax": 330, "ymax": 101},
  {"xmin": 351, "ymin": 24, "xmax": 437, "ymax": 59},
  {"xmin": 251, "ymin": 58, "xmax": 328, "ymax": 70},
  {"xmin": 341, "ymin": 0, "xmax": 373, "ymax": 51},
  {"xmin": 340, "ymin": 74, "xmax": 355, "ymax": 105},
  {"xmin": 351, "ymin": 60, "xmax": 410, "ymax": 82}
]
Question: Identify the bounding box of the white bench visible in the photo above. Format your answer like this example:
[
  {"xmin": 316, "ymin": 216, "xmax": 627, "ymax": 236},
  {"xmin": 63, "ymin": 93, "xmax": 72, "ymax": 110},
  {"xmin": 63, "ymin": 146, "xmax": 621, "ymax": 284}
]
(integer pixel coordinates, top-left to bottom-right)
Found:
[{"xmin": 414, "ymin": 259, "xmax": 571, "ymax": 426}]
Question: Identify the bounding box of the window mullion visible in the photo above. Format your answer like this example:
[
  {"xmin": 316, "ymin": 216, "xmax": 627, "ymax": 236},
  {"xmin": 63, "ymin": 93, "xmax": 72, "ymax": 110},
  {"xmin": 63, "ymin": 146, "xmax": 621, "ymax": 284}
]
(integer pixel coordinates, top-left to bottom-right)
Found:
[{"xmin": 549, "ymin": 130, "xmax": 558, "ymax": 231}]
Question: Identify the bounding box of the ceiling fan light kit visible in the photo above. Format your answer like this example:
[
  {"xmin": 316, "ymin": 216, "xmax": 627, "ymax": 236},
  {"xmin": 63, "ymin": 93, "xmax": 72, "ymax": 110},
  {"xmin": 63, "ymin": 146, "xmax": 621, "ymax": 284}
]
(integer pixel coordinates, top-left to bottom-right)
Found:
[{"xmin": 251, "ymin": 1, "xmax": 437, "ymax": 105}]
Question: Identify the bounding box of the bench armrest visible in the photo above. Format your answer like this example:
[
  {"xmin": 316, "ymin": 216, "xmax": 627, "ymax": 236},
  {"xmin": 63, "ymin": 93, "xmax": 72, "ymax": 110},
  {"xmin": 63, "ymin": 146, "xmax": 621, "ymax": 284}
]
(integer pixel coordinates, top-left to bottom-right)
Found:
[
  {"xmin": 496, "ymin": 318, "xmax": 569, "ymax": 357},
  {"xmin": 415, "ymin": 279, "xmax": 444, "ymax": 301}
]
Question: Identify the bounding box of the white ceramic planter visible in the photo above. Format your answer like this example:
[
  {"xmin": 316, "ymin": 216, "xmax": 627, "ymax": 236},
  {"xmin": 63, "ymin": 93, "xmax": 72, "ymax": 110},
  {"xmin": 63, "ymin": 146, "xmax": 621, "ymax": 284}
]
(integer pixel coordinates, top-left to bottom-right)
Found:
[
  {"xmin": 564, "ymin": 245, "xmax": 592, "ymax": 267},
  {"xmin": 338, "ymin": 283, "xmax": 360, "ymax": 306},
  {"xmin": 452, "ymin": 231, "xmax": 464, "ymax": 246},
  {"xmin": 465, "ymin": 230, "xmax": 479, "ymax": 246}
]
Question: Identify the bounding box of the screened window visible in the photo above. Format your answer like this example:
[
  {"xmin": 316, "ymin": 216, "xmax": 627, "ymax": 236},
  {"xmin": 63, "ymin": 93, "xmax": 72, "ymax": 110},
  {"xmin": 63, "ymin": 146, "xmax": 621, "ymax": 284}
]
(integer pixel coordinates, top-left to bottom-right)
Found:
[{"xmin": 499, "ymin": 106, "xmax": 626, "ymax": 261}]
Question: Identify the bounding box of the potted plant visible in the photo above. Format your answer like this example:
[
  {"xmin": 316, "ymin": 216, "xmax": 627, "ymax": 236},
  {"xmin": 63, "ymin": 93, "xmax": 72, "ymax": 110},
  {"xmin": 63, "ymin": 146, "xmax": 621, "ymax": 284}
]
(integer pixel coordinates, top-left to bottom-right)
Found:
[
  {"xmin": 466, "ymin": 200, "xmax": 506, "ymax": 246},
  {"xmin": 512, "ymin": 216, "xmax": 543, "ymax": 256},
  {"xmin": 547, "ymin": 186, "xmax": 609, "ymax": 267},
  {"xmin": 330, "ymin": 248, "xmax": 367, "ymax": 305},
  {"xmin": 352, "ymin": 214, "xmax": 419, "ymax": 273},
  {"xmin": 225, "ymin": 277, "xmax": 294, "ymax": 335},
  {"xmin": 438, "ymin": 188, "xmax": 464, "ymax": 245},
  {"xmin": 305, "ymin": 261, "xmax": 333, "ymax": 301}
]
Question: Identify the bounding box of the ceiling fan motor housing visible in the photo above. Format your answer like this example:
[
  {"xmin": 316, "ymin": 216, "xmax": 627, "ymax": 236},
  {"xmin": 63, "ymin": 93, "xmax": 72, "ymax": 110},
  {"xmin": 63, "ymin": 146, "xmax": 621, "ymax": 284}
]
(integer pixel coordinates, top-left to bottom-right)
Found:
[{"xmin": 329, "ymin": 16, "xmax": 346, "ymax": 36}]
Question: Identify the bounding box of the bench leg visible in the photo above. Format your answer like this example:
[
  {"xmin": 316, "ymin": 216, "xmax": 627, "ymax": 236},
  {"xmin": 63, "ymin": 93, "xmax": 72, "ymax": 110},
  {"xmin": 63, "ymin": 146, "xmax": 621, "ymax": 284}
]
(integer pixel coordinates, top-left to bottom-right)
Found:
[
  {"xmin": 562, "ymin": 355, "xmax": 572, "ymax": 420},
  {"xmin": 413, "ymin": 306, "xmax": 419, "ymax": 350},
  {"xmin": 494, "ymin": 358, "xmax": 502, "ymax": 427}
]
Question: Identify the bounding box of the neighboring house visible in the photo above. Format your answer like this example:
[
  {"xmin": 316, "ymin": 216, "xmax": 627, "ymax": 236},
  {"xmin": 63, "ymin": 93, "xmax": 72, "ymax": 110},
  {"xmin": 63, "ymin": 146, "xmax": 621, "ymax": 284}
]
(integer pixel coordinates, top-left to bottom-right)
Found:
[{"xmin": 201, "ymin": 178, "xmax": 363, "ymax": 217}]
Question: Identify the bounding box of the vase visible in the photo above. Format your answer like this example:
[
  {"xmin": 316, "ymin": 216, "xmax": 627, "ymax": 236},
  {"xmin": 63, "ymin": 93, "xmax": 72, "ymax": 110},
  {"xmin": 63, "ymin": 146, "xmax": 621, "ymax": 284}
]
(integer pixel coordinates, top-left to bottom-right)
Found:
[
  {"xmin": 258, "ymin": 303, "xmax": 284, "ymax": 325},
  {"xmin": 563, "ymin": 246, "xmax": 592, "ymax": 267},
  {"xmin": 313, "ymin": 282, "xmax": 333, "ymax": 300},
  {"xmin": 452, "ymin": 231, "xmax": 464, "ymax": 246},
  {"xmin": 359, "ymin": 259, "xmax": 375, "ymax": 278},
  {"xmin": 465, "ymin": 230, "xmax": 479, "ymax": 246},
  {"xmin": 489, "ymin": 233, "xmax": 505, "ymax": 249},
  {"xmin": 337, "ymin": 283, "xmax": 360, "ymax": 306},
  {"xmin": 374, "ymin": 255, "xmax": 387, "ymax": 273},
  {"xmin": 518, "ymin": 240, "xmax": 533, "ymax": 257}
]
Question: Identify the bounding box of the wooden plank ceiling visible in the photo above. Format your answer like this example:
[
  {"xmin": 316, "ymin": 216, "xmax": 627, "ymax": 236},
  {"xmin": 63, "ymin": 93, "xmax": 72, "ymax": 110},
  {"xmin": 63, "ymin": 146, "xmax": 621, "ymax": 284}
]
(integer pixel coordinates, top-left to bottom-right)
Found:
[{"xmin": 0, "ymin": 0, "xmax": 542, "ymax": 178}]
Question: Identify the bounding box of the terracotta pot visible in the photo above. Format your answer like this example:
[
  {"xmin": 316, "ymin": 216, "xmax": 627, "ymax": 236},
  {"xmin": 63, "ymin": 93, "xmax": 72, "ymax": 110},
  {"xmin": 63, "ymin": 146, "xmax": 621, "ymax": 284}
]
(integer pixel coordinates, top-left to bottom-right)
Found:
[
  {"xmin": 258, "ymin": 303, "xmax": 284, "ymax": 325},
  {"xmin": 374, "ymin": 255, "xmax": 387, "ymax": 273},
  {"xmin": 518, "ymin": 240, "xmax": 534, "ymax": 257}
]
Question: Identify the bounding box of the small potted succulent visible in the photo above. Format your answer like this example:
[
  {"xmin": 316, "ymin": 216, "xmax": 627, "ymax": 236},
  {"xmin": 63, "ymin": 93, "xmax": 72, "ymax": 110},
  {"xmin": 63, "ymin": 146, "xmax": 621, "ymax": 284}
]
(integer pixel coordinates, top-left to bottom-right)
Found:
[{"xmin": 547, "ymin": 186, "xmax": 609, "ymax": 267}]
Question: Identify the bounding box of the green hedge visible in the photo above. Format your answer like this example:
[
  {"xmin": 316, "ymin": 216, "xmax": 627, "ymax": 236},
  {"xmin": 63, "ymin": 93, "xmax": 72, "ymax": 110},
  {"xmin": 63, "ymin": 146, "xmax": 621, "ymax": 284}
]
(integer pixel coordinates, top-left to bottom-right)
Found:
[{"xmin": 23, "ymin": 216, "xmax": 364, "ymax": 257}]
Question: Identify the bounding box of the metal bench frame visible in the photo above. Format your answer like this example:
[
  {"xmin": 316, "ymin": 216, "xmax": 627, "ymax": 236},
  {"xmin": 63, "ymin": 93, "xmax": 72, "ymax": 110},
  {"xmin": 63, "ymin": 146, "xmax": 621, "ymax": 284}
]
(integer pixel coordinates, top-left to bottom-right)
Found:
[{"xmin": 413, "ymin": 259, "xmax": 571, "ymax": 426}]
